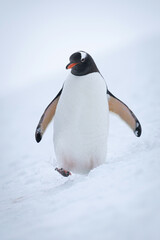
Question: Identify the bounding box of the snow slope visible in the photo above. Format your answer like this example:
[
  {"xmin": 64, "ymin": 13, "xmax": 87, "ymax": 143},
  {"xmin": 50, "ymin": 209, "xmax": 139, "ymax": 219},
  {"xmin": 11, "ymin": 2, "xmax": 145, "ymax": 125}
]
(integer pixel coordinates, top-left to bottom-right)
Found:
[{"xmin": 0, "ymin": 35, "xmax": 160, "ymax": 240}]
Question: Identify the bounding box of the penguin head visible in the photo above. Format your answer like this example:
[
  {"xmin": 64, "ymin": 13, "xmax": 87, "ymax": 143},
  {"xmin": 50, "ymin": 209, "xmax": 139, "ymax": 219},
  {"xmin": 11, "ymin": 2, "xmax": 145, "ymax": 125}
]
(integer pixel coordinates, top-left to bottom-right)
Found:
[{"xmin": 66, "ymin": 51, "xmax": 99, "ymax": 76}]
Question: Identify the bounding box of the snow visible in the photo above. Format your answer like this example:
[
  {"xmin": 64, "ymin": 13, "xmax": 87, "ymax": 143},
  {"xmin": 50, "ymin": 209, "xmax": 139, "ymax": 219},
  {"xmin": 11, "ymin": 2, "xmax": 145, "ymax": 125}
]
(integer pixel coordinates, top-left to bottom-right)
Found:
[
  {"xmin": 1, "ymin": 0, "xmax": 160, "ymax": 237},
  {"xmin": 1, "ymin": 0, "xmax": 160, "ymax": 96},
  {"xmin": 1, "ymin": 34, "xmax": 160, "ymax": 240}
]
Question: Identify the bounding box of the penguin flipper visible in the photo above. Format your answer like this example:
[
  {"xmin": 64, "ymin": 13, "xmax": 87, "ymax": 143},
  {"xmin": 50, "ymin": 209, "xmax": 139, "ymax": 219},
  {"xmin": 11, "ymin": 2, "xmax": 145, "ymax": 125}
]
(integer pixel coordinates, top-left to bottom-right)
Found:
[
  {"xmin": 35, "ymin": 88, "xmax": 63, "ymax": 142},
  {"xmin": 107, "ymin": 90, "xmax": 142, "ymax": 137}
]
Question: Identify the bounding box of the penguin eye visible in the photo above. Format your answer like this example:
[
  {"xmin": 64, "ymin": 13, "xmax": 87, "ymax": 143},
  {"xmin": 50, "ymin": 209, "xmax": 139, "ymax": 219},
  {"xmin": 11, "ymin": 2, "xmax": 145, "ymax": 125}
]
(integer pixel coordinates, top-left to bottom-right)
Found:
[{"xmin": 81, "ymin": 58, "xmax": 85, "ymax": 62}]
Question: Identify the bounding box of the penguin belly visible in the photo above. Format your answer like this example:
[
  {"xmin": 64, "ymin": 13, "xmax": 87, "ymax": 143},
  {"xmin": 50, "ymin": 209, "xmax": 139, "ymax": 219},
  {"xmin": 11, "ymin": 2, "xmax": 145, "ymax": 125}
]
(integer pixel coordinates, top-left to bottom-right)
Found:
[{"xmin": 53, "ymin": 72, "xmax": 109, "ymax": 174}]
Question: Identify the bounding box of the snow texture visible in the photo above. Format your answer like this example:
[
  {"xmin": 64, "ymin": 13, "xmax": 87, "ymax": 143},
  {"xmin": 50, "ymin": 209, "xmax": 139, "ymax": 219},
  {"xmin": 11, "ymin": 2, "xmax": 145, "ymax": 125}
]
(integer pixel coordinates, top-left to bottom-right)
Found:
[
  {"xmin": 1, "ymin": 34, "xmax": 160, "ymax": 240},
  {"xmin": 1, "ymin": 0, "xmax": 160, "ymax": 237}
]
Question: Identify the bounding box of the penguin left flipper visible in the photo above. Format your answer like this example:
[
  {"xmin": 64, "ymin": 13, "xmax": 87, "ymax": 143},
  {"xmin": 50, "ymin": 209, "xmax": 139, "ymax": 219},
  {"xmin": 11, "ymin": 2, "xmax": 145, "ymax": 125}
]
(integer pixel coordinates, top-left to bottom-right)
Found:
[
  {"xmin": 107, "ymin": 90, "xmax": 142, "ymax": 137},
  {"xmin": 35, "ymin": 88, "xmax": 63, "ymax": 142}
]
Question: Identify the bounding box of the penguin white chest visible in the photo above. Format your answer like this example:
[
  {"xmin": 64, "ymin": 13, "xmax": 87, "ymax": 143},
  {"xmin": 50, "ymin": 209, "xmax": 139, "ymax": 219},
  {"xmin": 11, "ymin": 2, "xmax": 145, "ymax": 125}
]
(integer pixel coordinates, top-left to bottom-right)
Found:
[{"xmin": 53, "ymin": 72, "xmax": 109, "ymax": 173}]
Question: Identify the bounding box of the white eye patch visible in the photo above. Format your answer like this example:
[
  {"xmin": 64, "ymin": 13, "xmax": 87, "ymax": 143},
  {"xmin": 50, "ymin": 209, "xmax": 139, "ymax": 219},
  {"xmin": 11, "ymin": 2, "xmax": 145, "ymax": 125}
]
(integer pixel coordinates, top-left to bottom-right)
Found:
[{"xmin": 80, "ymin": 51, "xmax": 87, "ymax": 61}]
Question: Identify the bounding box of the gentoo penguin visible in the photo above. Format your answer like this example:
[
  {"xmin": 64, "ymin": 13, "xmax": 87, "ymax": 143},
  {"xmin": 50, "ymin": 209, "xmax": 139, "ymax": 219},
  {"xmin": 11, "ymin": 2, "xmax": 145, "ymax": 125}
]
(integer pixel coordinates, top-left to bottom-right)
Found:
[{"xmin": 35, "ymin": 51, "xmax": 142, "ymax": 176}]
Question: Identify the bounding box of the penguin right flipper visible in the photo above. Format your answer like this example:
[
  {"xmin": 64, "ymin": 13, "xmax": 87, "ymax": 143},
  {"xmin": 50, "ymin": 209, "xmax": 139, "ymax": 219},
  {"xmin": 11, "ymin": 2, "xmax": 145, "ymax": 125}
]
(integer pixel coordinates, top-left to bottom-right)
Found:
[
  {"xmin": 107, "ymin": 90, "xmax": 142, "ymax": 137},
  {"xmin": 35, "ymin": 88, "xmax": 63, "ymax": 143}
]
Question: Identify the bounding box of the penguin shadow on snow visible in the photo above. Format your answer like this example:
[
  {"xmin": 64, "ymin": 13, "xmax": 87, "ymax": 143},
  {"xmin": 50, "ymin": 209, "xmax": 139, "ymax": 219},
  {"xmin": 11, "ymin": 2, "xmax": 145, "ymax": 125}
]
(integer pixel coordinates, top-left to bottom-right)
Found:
[{"xmin": 49, "ymin": 174, "xmax": 87, "ymax": 194}]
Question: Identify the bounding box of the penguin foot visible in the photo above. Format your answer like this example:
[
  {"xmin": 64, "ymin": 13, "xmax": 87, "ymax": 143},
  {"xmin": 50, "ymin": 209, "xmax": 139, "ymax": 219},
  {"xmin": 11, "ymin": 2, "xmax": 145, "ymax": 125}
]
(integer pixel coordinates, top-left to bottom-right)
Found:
[{"xmin": 55, "ymin": 168, "xmax": 71, "ymax": 177}]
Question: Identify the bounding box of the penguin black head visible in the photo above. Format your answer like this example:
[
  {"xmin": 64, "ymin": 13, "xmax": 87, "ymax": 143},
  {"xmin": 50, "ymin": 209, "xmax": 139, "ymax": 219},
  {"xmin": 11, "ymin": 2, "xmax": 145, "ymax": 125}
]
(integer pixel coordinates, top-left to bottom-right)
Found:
[{"xmin": 66, "ymin": 51, "xmax": 99, "ymax": 76}]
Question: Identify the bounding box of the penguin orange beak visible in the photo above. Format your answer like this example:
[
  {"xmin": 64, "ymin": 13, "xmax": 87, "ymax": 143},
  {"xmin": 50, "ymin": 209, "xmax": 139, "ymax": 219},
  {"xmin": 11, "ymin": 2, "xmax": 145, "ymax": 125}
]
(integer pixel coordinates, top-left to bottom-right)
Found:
[{"xmin": 66, "ymin": 62, "xmax": 79, "ymax": 69}]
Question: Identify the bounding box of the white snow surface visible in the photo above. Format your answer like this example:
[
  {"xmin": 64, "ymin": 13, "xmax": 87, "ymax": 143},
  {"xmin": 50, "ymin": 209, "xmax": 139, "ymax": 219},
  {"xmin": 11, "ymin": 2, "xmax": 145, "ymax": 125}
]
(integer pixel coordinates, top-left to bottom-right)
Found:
[{"xmin": 1, "ymin": 35, "xmax": 160, "ymax": 240}]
